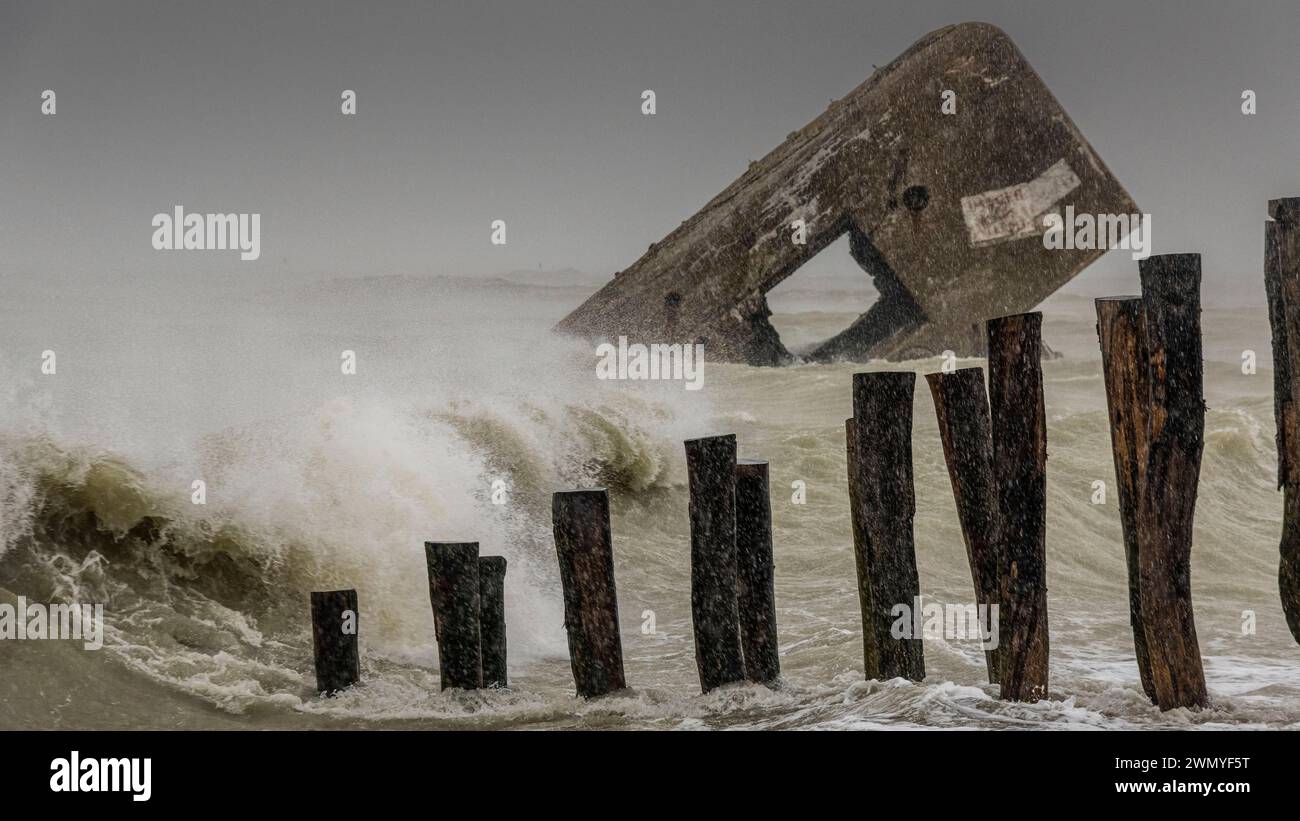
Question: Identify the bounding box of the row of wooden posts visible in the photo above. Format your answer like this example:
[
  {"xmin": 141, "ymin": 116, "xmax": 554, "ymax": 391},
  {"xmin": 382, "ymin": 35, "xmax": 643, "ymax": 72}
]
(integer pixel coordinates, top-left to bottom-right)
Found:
[
  {"xmin": 309, "ymin": 547, "xmax": 509, "ymax": 693},
  {"xmin": 306, "ymin": 452, "xmax": 782, "ymax": 698},
  {"xmin": 307, "ymin": 205, "xmax": 1300, "ymax": 712}
]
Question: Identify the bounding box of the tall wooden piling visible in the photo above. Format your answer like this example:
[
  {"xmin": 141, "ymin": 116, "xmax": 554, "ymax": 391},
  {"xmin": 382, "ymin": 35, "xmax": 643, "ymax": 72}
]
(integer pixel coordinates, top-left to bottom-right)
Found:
[
  {"xmin": 552, "ymin": 489, "xmax": 627, "ymax": 698},
  {"xmin": 845, "ymin": 417, "xmax": 878, "ymax": 676},
  {"xmin": 478, "ymin": 555, "xmax": 508, "ymax": 688},
  {"xmin": 1266, "ymin": 197, "xmax": 1300, "ymax": 644},
  {"xmin": 987, "ymin": 312, "xmax": 1048, "ymax": 701},
  {"xmin": 849, "ymin": 372, "xmax": 925, "ymax": 681},
  {"xmin": 1135, "ymin": 254, "xmax": 1209, "ymax": 710},
  {"xmin": 925, "ymin": 367, "xmax": 1001, "ymax": 684},
  {"xmin": 684, "ymin": 434, "xmax": 747, "ymax": 692},
  {"xmin": 425, "ymin": 542, "xmax": 483, "ymax": 691},
  {"xmin": 310, "ymin": 589, "xmax": 360, "ymax": 695},
  {"xmin": 735, "ymin": 458, "xmax": 780, "ymax": 684},
  {"xmin": 1095, "ymin": 297, "xmax": 1157, "ymax": 702}
]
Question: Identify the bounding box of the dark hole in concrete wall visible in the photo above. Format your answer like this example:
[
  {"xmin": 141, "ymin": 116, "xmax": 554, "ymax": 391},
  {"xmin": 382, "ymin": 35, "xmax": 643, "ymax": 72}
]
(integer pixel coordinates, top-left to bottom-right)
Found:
[
  {"xmin": 902, "ymin": 185, "xmax": 930, "ymax": 212},
  {"xmin": 663, "ymin": 290, "xmax": 683, "ymax": 330}
]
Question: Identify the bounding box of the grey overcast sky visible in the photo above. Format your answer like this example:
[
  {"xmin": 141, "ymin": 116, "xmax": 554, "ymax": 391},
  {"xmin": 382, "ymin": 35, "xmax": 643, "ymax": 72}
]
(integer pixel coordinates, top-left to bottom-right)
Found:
[{"xmin": 2, "ymin": 0, "xmax": 1298, "ymax": 299}]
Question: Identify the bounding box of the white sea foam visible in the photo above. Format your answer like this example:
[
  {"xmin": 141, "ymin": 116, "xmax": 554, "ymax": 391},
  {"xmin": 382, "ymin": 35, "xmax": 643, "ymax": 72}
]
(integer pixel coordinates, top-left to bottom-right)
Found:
[{"xmin": 0, "ymin": 273, "xmax": 1294, "ymax": 729}]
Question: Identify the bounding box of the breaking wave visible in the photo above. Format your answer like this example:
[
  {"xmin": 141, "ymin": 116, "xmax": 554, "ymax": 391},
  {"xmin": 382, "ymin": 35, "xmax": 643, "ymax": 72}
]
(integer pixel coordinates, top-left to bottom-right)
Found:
[
  {"xmin": 0, "ymin": 386, "xmax": 695, "ymax": 720},
  {"xmin": 1, "ymin": 279, "xmax": 1297, "ymax": 729}
]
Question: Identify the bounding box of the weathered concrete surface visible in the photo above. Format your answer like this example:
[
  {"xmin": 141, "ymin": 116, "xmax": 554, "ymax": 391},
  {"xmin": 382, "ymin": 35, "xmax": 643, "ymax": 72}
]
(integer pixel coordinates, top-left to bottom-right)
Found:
[{"xmin": 556, "ymin": 22, "xmax": 1137, "ymax": 364}]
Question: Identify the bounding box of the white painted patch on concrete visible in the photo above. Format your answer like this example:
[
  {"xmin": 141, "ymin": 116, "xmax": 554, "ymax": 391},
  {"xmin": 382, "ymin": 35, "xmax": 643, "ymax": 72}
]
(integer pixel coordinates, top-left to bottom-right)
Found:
[{"xmin": 960, "ymin": 159, "xmax": 1081, "ymax": 247}]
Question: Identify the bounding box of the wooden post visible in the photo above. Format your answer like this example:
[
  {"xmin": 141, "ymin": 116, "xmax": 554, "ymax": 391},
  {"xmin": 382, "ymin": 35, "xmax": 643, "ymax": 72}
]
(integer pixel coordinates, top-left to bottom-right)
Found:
[
  {"xmin": 845, "ymin": 417, "xmax": 879, "ymax": 676},
  {"xmin": 925, "ymin": 367, "xmax": 1001, "ymax": 684},
  {"xmin": 684, "ymin": 434, "xmax": 746, "ymax": 692},
  {"xmin": 735, "ymin": 458, "xmax": 780, "ymax": 684},
  {"xmin": 424, "ymin": 542, "xmax": 483, "ymax": 691},
  {"xmin": 310, "ymin": 589, "xmax": 360, "ymax": 695},
  {"xmin": 987, "ymin": 312, "xmax": 1048, "ymax": 701},
  {"xmin": 478, "ymin": 555, "xmax": 508, "ymax": 688},
  {"xmin": 1266, "ymin": 198, "xmax": 1300, "ymax": 644},
  {"xmin": 849, "ymin": 372, "xmax": 925, "ymax": 681},
  {"xmin": 1135, "ymin": 253, "xmax": 1209, "ymax": 710},
  {"xmin": 1095, "ymin": 297, "xmax": 1158, "ymax": 702},
  {"xmin": 552, "ymin": 489, "xmax": 627, "ymax": 698}
]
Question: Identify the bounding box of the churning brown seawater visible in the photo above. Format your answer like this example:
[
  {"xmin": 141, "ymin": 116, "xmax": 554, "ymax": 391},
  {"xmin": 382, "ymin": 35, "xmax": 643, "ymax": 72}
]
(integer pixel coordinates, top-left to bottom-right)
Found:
[{"xmin": 0, "ymin": 270, "xmax": 1296, "ymax": 729}]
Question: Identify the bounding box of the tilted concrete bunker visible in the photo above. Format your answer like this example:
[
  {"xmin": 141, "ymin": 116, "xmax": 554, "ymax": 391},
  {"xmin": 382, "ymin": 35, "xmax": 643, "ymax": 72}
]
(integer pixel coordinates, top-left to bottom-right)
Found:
[{"xmin": 556, "ymin": 22, "xmax": 1137, "ymax": 364}]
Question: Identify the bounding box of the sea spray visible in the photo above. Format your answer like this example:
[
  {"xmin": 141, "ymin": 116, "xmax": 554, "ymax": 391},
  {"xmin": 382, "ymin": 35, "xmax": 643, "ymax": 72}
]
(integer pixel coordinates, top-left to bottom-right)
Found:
[{"xmin": 0, "ymin": 274, "xmax": 1294, "ymax": 728}]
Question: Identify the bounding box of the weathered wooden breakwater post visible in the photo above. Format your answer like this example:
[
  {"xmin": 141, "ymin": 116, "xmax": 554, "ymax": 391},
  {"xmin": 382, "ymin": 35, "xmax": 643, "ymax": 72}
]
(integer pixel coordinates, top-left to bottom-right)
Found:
[
  {"xmin": 735, "ymin": 458, "xmax": 780, "ymax": 684},
  {"xmin": 478, "ymin": 556, "xmax": 508, "ymax": 688},
  {"xmin": 848, "ymin": 372, "xmax": 925, "ymax": 681},
  {"xmin": 1095, "ymin": 296, "xmax": 1157, "ymax": 702},
  {"xmin": 425, "ymin": 542, "xmax": 484, "ymax": 690},
  {"xmin": 684, "ymin": 434, "xmax": 747, "ymax": 692},
  {"xmin": 1265, "ymin": 197, "xmax": 1300, "ymax": 645},
  {"xmin": 845, "ymin": 417, "xmax": 878, "ymax": 674},
  {"xmin": 1132, "ymin": 253, "xmax": 1209, "ymax": 710},
  {"xmin": 552, "ymin": 489, "xmax": 627, "ymax": 698},
  {"xmin": 925, "ymin": 367, "xmax": 1002, "ymax": 684},
  {"xmin": 310, "ymin": 589, "xmax": 360, "ymax": 695},
  {"xmin": 987, "ymin": 312, "xmax": 1048, "ymax": 701}
]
